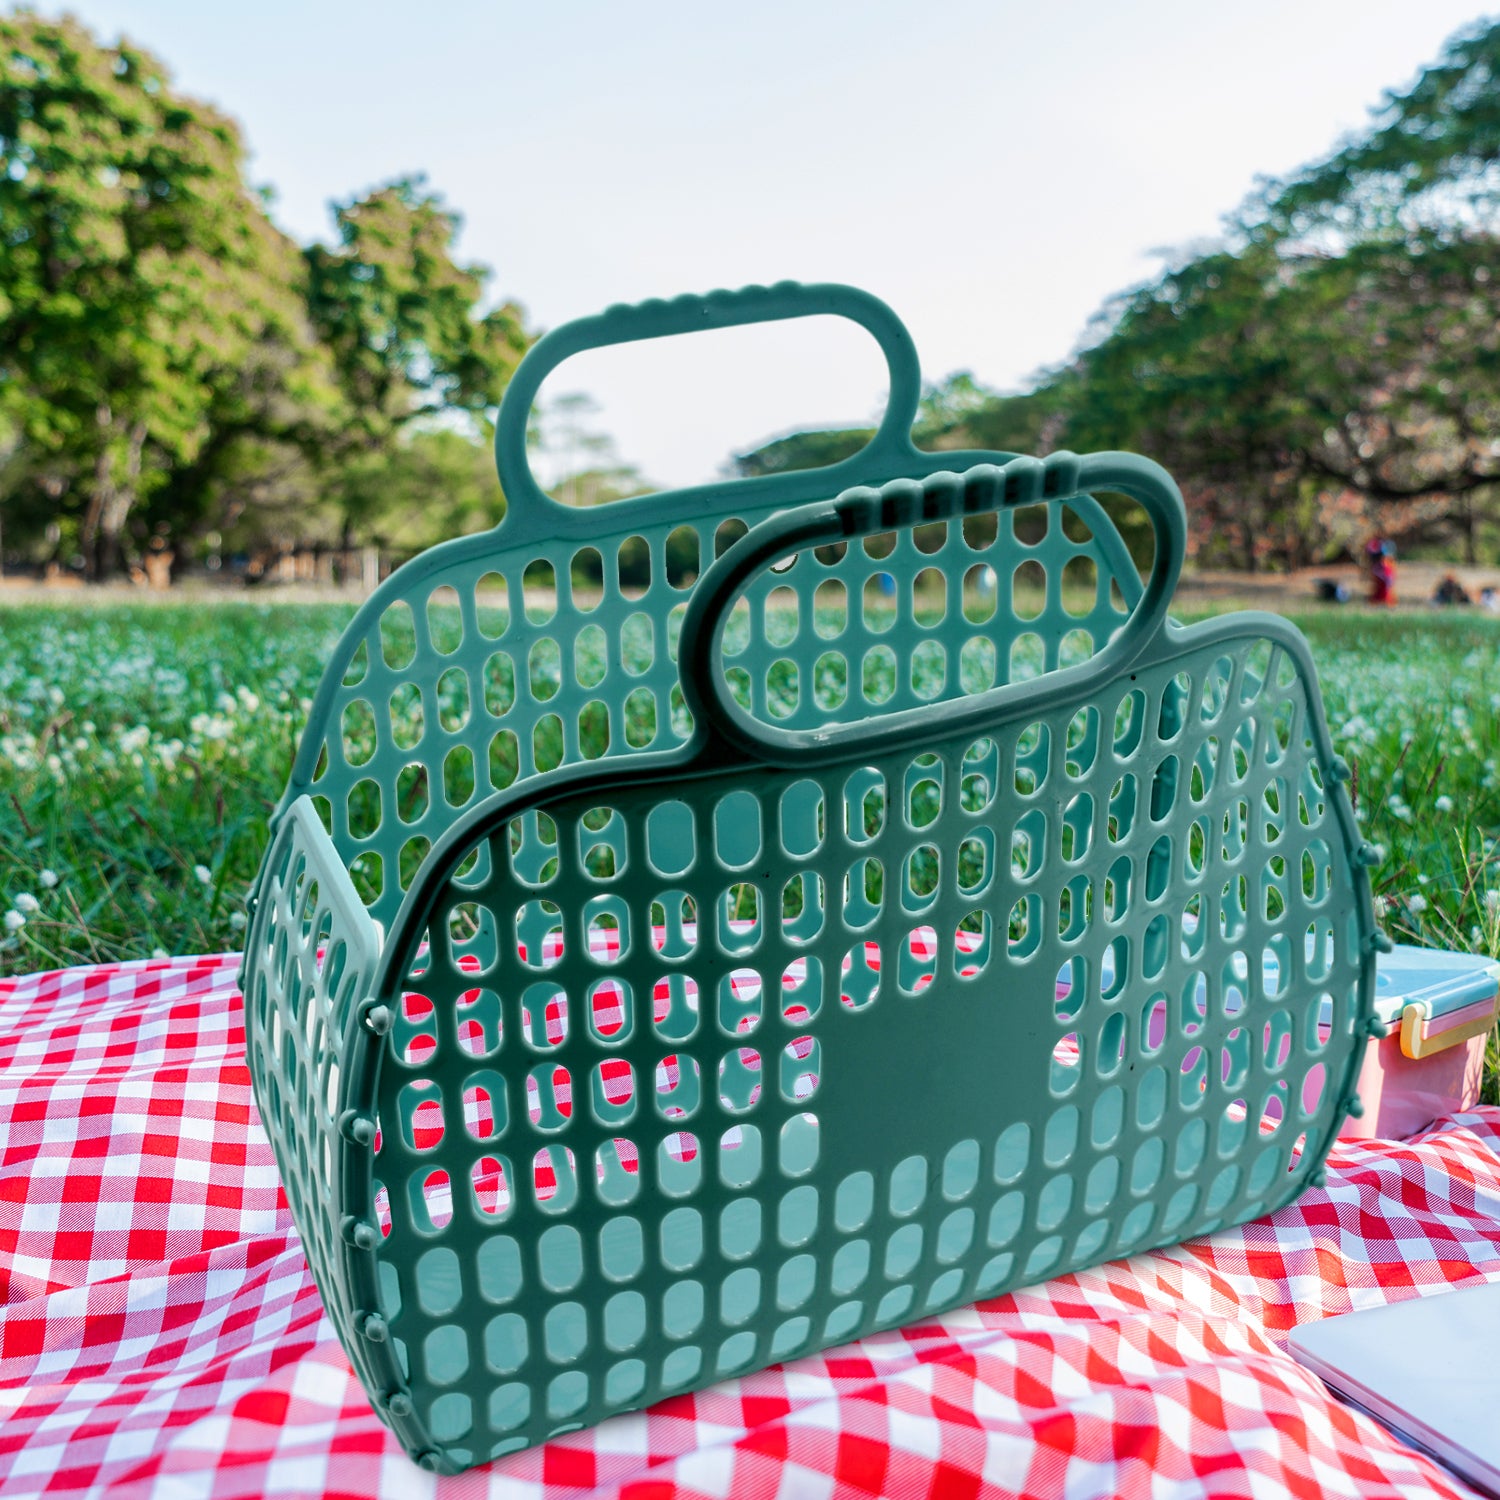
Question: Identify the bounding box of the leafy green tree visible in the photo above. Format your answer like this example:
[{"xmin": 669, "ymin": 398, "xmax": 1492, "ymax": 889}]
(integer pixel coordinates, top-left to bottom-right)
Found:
[
  {"xmin": 0, "ymin": 11, "xmax": 332, "ymax": 577},
  {"xmin": 985, "ymin": 19, "xmax": 1500, "ymax": 570},
  {"xmin": 137, "ymin": 301, "xmax": 351, "ymax": 567},
  {"xmin": 733, "ymin": 427, "xmax": 874, "ymax": 478},
  {"xmin": 1240, "ymin": 24, "xmax": 1500, "ymax": 562},
  {"xmin": 913, "ymin": 371, "xmax": 999, "ymax": 444},
  {"xmin": 1290, "ymin": 234, "xmax": 1500, "ymax": 562},
  {"xmin": 1257, "ymin": 18, "xmax": 1500, "ymax": 240},
  {"xmin": 1176, "ymin": 23, "xmax": 1500, "ymax": 566},
  {"xmin": 328, "ymin": 428, "xmax": 502, "ymax": 554},
  {"xmin": 1057, "ymin": 235, "xmax": 1500, "ymax": 570},
  {"xmin": 921, "ymin": 384, "xmax": 1067, "ymax": 459},
  {"xmin": 304, "ymin": 177, "xmax": 531, "ymax": 546},
  {"xmin": 1057, "ymin": 246, "xmax": 1325, "ymax": 570}
]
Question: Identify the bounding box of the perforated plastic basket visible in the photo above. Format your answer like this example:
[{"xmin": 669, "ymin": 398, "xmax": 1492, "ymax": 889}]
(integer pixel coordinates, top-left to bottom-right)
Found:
[{"xmin": 242, "ymin": 284, "xmax": 1381, "ymax": 1475}]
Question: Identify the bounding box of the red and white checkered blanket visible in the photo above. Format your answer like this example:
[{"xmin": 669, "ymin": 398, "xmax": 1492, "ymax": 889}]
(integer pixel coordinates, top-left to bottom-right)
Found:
[{"xmin": 2, "ymin": 955, "xmax": 1498, "ymax": 1500}]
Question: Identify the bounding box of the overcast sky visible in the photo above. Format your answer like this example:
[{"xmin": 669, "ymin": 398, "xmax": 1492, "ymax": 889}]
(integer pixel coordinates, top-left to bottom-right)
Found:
[{"xmin": 59, "ymin": 2, "xmax": 1496, "ymax": 491}]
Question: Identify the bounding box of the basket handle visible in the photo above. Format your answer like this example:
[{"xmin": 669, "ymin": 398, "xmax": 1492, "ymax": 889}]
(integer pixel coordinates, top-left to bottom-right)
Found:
[
  {"xmin": 678, "ymin": 452, "xmax": 1188, "ymax": 768},
  {"xmin": 493, "ymin": 281, "xmax": 922, "ymax": 529}
]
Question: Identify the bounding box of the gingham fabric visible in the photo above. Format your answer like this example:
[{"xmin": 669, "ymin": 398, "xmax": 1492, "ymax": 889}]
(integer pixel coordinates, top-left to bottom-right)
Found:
[{"xmin": 2, "ymin": 955, "xmax": 1498, "ymax": 1499}]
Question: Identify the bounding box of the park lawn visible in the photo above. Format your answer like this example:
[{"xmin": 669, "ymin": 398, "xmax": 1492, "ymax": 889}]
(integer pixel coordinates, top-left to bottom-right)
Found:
[{"xmin": 2, "ymin": 596, "xmax": 1499, "ymax": 1098}]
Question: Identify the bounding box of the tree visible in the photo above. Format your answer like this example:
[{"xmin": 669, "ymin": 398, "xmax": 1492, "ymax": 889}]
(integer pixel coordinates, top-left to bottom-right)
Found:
[
  {"xmin": 1054, "ymin": 230, "xmax": 1500, "ymax": 569},
  {"xmin": 0, "ymin": 11, "xmax": 332, "ymax": 577},
  {"xmin": 947, "ymin": 18, "xmax": 1500, "ymax": 570},
  {"xmin": 1245, "ymin": 21, "xmax": 1500, "ymax": 562},
  {"xmin": 1052, "ymin": 245, "xmax": 1328, "ymax": 571},
  {"xmin": 329, "ymin": 427, "xmax": 503, "ymax": 555},
  {"xmin": 1256, "ymin": 18, "xmax": 1500, "ymax": 242},
  {"xmin": 137, "ymin": 326, "xmax": 342, "ymax": 562},
  {"xmin": 304, "ymin": 177, "xmax": 531, "ymax": 545},
  {"xmin": 919, "ymin": 383, "xmax": 1067, "ymax": 459},
  {"xmin": 733, "ymin": 427, "xmax": 874, "ymax": 478},
  {"xmin": 0, "ymin": 17, "xmax": 534, "ymax": 577},
  {"xmin": 1290, "ymin": 234, "xmax": 1500, "ymax": 562},
  {"xmin": 913, "ymin": 371, "xmax": 999, "ymax": 444}
]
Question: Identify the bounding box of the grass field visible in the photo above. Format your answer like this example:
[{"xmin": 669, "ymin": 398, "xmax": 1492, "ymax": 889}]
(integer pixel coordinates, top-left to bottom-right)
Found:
[{"xmin": 3, "ymin": 597, "xmax": 1499, "ymax": 1098}]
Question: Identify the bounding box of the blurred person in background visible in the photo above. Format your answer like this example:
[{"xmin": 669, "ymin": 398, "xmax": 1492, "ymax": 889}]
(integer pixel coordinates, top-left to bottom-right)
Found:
[{"xmin": 1366, "ymin": 538, "xmax": 1397, "ymax": 606}]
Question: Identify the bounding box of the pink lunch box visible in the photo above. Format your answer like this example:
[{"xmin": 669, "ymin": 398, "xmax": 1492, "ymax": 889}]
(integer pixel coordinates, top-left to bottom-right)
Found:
[{"xmin": 1325, "ymin": 944, "xmax": 1498, "ymax": 1140}]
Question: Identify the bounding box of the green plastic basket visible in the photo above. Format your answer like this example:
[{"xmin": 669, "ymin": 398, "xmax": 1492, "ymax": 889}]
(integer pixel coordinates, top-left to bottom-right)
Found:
[{"xmin": 242, "ymin": 284, "xmax": 1381, "ymax": 1475}]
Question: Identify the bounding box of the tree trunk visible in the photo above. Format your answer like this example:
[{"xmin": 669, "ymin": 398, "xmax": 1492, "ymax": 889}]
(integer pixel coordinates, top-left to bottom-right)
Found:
[
  {"xmin": 82, "ymin": 414, "xmax": 147, "ymax": 581},
  {"xmin": 1280, "ymin": 520, "xmax": 1299, "ymax": 574},
  {"xmin": 98, "ymin": 420, "xmax": 148, "ymax": 578},
  {"xmin": 1242, "ymin": 500, "xmax": 1258, "ymax": 574},
  {"xmin": 80, "ymin": 406, "xmax": 115, "ymax": 582}
]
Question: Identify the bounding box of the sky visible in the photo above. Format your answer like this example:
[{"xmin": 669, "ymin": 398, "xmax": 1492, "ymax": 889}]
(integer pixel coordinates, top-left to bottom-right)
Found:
[{"xmin": 57, "ymin": 1, "xmax": 1497, "ymax": 492}]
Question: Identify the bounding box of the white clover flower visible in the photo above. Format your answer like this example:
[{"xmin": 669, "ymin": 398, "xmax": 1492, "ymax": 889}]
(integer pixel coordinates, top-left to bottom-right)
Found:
[
  {"xmin": 1367, "ymin": 843, "xmax": 1387, "ymax": 863},
  {"xmin": 13, "ymin": 893, "xmax": 39, "ymax": 914},
  {"xmin": 47, "ymin": 685, "xmax": 64, "ymax": 709},
  {"xmin": 193, "ymin": 864, "xmax": 213, "ymax": 886},
  {"xmin": 3, "ymin": 910, "xmax": 25, "ymax": 933},
  {"xmin": 1408, "ymin": 894, "xmax": 1429, "ymax": 915},
  {"xmin": 229, "ymin": 910, "xmax": 248, "ymax": 931},
  {"xmin": 1434, "ymin": 794, "xmax": 1454, "ymax": 814},
  {"xmin": 150, "ymin": 947, "xmax": 169, "ymax": 960},
  {"xmin": 39, "ymin": 870, "xmax": 58, "ymax": 889}
]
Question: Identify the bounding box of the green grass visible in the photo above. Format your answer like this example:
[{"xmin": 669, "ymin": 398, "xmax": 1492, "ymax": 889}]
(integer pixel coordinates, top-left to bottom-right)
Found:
[
  {"xmin": 3, "ymin": 597, "xmax": 1499, "ymax": 1099},
  {"xmin": 0, "ymin": 603, "xmax": 354, "ymax": 971}
]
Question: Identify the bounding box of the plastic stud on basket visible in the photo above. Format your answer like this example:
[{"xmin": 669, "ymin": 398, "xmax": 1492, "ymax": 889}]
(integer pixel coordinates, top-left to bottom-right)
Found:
[{"xmin": 242, "ymin": 284, "xmax": 1377, "ymax": 1474}]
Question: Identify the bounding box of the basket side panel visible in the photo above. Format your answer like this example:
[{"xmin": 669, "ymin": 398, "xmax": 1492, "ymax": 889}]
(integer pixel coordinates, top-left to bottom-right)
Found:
[
  {"xmin": 243, "ymin": 799, "xmax": 383, "ymax": 1393},
  {"xmin": 363, "ymin": 625, "xmax": 1371, "ymax": 1467}
]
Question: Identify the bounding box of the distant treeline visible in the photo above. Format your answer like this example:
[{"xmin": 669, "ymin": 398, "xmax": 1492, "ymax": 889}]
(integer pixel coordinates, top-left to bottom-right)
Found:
[
  {"xmin": 2, "ymin": 11, "xmax": 1499, "ymax": 579},
  {"xmin": 738, "ymin": 21, "xmax": 1500, "ymax": 572}
]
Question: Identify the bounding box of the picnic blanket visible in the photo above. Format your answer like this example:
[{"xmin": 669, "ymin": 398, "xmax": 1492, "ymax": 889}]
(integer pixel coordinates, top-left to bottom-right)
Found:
[{"xmin": 2, "ymin": 955, "xmax": 1499, "ymax": 1500}]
